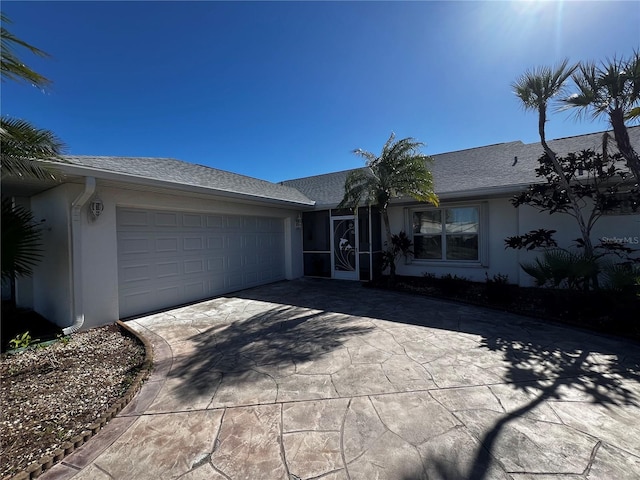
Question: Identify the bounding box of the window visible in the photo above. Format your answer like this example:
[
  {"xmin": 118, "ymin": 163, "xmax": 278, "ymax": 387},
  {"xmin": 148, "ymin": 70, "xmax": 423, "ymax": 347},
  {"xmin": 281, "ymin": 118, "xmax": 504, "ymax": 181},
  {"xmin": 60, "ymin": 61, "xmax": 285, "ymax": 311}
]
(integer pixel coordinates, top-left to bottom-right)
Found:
[{"xmin": 412, "ymin": 206, "xmax": 479, "ymax": 261}]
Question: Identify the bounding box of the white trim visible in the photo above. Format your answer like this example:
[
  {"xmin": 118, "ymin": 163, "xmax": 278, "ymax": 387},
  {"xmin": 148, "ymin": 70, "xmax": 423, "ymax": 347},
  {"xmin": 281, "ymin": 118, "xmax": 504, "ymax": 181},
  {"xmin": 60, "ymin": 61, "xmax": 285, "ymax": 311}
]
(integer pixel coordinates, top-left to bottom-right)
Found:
[
  {"xmin": 407, "ymin": 203, "xmax": 487, "ymax": 266},
  {"xmin": 330, "ymin": 214, "xmax": 359, "ymax": 280}
]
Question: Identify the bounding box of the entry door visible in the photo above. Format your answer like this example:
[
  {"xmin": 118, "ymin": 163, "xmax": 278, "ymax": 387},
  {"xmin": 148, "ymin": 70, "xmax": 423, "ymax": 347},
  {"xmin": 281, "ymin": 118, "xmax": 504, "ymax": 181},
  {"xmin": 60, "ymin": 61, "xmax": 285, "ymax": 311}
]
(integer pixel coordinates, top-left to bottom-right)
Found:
[{"xmin": 331, "ymin": 216, "xmax": 358, "ymax": 280}]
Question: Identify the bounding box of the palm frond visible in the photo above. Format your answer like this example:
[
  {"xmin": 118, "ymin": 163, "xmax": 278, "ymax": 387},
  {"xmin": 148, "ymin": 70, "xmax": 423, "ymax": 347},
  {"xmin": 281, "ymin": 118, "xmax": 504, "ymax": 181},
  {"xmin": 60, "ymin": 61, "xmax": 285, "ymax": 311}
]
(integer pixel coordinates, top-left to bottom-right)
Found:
[
  {"xmin": 1, "ymin": 116, "xmax": 64, "ymax": 180},
  {"xmin": 339, "ymin": 133, "xmax": 438, "ymax": 211},
  {"xmin": 513, "ymin": 59, "xmax": 576, "ymax": 111},
  {"xmin": 1, "ymin": 198, "xmax": 43, "ymax": 280},
  {"xmin": 0, "ymin": 14, "xmax": 51, "ymax": 88},
  {"xmin": 337, "ymin": 169, "xmax": 377, "ymax": 209},
  {"xmin": 563, "ymin": 52, "xmax": 640, "ymax": 122},
  {"xmin": 625, "ymin": 106, "xmax": 640, "ymax": 122}
]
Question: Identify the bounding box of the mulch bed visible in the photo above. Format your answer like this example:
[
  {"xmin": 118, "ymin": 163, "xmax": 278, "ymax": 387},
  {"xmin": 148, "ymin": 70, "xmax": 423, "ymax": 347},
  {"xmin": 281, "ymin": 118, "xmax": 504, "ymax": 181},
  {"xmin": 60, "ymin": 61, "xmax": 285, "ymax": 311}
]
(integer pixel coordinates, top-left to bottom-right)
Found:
[{"xmin": 0, "ymin": 319, "xmax": 149, "ymax": 479}]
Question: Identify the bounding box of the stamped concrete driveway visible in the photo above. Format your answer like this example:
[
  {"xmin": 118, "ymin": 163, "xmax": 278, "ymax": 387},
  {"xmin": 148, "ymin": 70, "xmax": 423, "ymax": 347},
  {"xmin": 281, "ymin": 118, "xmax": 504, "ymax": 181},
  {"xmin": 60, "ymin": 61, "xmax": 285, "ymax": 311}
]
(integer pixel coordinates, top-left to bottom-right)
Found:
[{"xmin": 43, "ymin": 279, "xmax": 640, "ymax": 480}]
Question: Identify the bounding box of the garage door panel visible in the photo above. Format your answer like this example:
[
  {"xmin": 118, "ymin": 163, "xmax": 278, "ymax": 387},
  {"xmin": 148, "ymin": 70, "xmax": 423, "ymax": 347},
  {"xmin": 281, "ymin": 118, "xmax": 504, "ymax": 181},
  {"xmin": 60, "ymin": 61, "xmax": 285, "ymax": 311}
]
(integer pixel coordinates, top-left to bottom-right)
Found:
[
  {"xmin": 120, "ymin": 264, "xmax": 152, "ymax": 283},
  {"xmin": 183, "ymin": 236, "xmax": 204, "ymax": 251},
  {"xmin": 227, "ymin": 254, "xmax": 243, "ymax": 271},
  {"xmin": 154, "ymin": 212, "xmax": 178, "ymax": 227},
  {"xmin": 119, "ymin": 209, "xmax": 150, "ymax": 227},
  {"xmin": 184, "ymin": 281, "xmax": 206, "ymax": 298},
  {"xmin": 156, "ymin": 237, "xmax": 179, "ymax": 253},
  {"xmin": 244, "ymin": 254, "xmax": 258, "ymax": 267},
  {"xmin": 120, "ymin": 289, "xmax": 155, "ymax": 315},
  {"xmin": 155, "ymin": 286, "xmax": 181, "ymax": 307},
  {"xmin": 157, "ymin": 262, "xmax": 180, "ymax": 278},
  {"xmin": 244, "ymin": 235, "xmax": 257, "ymax": 248},
  {"xmin": 118, "ymin": 208, "xmax": 286, "ymax": 318},
  {"xmin": 206, "ymin": 215, "xmax": 223, "ymax": 228},
  {"xmin": 207, "ymin": 236, "xmax": 224, "ymax": 249},
  {"xmin": 184, "ymin": 259, "xmax": 205, "ymax": 274},
  {"xmin": 119, "ymin": 237, "xmax": 151, "ymax": 255},
  {"xmin": 183, "ymin": 213, "xmax": 203, "ymax": 227},
  {"xmin": 208, "ymin": 257, "xmax": 225, "ymax": 273},
  {"xmin": 227, "ymin": 272, "xmax": 243, "ymax": 289}
]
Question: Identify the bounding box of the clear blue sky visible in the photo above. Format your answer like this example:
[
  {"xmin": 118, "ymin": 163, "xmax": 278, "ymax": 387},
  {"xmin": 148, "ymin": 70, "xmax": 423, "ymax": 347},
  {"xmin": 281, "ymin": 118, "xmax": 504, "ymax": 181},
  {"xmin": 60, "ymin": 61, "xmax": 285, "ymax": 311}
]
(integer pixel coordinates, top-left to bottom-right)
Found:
[{"xmin": 2, "ymin": 1, "xmax": 639, "ymax": 182}]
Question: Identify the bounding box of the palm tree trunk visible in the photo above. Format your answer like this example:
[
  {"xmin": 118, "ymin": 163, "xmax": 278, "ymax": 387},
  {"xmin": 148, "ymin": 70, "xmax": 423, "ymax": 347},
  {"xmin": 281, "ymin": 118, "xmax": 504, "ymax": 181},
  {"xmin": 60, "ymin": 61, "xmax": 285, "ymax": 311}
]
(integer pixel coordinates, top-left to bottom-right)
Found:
[
  {"xmin": 610, "ymin": 107, "xmax": 640, "ymax": 182},
  {"xmin": 381, "ymin": 208, "xmax": 396, "ymax": 281},
  {"xmin": 538, "ymin": 107, "xmax": 595, "ymax": 260}
]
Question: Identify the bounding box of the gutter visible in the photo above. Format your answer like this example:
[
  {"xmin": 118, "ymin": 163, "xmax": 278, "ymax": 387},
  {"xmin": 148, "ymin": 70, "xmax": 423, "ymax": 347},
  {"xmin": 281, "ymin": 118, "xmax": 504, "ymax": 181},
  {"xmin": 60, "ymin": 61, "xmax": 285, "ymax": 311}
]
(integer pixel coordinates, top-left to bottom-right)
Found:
[{"xmin": 63, "ymin": 176, "xmax": 96, "ymax": 335}]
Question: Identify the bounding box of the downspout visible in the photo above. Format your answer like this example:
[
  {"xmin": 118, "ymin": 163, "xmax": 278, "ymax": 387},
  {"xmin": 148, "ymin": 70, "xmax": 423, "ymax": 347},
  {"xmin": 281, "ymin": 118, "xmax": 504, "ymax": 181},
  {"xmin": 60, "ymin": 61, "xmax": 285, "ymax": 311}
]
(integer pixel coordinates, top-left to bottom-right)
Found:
[{"xmin": 63, "ymin": 176, "xmax": 96, "ymax": 335}]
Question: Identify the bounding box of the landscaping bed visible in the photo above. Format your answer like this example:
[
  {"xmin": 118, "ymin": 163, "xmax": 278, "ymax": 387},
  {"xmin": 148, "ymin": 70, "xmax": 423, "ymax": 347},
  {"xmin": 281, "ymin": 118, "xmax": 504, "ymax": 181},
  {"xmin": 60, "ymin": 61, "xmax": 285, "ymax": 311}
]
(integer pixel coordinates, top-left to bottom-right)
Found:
[
  {"xmin": 368, "ymin": 274, "xmax": 640, "ymax": 342},
  {"xmin": 0, "ymin": 322, "xmax": 147, "ymax": 479}
]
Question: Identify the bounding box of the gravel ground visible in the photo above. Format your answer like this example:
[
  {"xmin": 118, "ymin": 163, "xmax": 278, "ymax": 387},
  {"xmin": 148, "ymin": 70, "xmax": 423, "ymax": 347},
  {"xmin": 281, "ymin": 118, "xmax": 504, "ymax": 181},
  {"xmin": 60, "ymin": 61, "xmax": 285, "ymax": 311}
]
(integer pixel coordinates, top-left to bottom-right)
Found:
[{"xmin": 0, "ymin": 324, "xmax": 146, "ymax": 478}]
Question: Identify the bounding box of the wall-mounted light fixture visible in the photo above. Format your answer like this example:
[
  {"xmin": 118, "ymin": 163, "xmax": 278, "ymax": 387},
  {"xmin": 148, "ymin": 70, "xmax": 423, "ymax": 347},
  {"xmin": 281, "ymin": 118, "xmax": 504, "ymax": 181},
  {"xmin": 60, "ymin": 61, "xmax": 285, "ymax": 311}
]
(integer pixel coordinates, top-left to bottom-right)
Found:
[
  {"xmin": 88, "ymin": 197, "xmax": 104, "ymax": 222},
  {"xmin": 295, "ymin": 213, "xmax": 303, "ymax": 229}
]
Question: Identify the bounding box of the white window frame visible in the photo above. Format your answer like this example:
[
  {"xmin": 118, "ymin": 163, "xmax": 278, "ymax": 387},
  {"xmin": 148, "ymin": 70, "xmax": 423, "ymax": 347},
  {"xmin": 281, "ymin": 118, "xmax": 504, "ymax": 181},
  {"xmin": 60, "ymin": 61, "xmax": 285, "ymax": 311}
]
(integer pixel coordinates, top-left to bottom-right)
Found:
[{"xmin": 406, "ymin": 203, "xmax": 488, "ymax": 267}]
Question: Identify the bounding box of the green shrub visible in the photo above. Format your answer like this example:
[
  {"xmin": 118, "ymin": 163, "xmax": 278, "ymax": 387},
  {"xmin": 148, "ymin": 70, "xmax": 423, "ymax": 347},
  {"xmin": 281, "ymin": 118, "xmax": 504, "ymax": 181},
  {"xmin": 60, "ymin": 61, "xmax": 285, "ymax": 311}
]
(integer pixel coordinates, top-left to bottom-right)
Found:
[
  {"xmin": 437, "ymin": 274, "xmax": 471, "ymax": 296},
  {"xmin": 602, "ymin": 262, "xmax": 640, "ymax": 296},
  {"xmin": 521, "ymin": 248, "xmax": 600, "ymax": 290},
  {"xmin": 8, "ymin": 331, "xmax": 38, "ymax": 350},
  {"xmin": 485, "ymin": 273, "xmax": 515, "ymax": 304}
]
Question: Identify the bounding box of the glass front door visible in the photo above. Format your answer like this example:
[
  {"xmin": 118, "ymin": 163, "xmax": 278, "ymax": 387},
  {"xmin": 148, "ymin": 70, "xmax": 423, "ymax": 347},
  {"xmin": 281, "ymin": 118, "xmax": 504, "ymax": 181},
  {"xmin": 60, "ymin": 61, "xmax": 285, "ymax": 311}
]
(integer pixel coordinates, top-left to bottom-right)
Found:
[{"xmin": 331, "ymin": 216, "xmax": 358, "ymax": 280}]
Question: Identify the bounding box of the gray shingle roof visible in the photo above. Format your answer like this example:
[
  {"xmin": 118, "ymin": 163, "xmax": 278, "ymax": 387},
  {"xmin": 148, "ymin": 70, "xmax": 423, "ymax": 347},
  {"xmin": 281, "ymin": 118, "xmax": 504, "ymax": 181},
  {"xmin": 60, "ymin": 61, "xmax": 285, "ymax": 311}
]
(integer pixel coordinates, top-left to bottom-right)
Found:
[
  {"xmin": 282, "ymin": 126, "xmax": 640, "ymax": 206},
  {"xmin": 57, "ymin": 156, "xmax": 315, "ymax": 206}
]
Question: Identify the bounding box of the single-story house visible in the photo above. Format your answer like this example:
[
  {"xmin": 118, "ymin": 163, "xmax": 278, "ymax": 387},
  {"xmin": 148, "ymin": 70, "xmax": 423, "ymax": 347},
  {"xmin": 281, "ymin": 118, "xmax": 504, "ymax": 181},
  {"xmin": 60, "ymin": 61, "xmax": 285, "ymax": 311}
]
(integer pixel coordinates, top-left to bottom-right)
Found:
[{"xmin": 2, "ymin": 127, "xmax": 639, "ymax": 332}]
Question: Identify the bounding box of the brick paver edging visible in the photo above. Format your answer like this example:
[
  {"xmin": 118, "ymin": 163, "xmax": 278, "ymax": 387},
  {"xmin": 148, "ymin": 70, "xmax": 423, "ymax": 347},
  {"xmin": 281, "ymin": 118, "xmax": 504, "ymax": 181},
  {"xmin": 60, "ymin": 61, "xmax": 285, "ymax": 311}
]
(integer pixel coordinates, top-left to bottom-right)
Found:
[{"xmin": 7, "ymin": 321, "xmax": 154, "ymax": 480}]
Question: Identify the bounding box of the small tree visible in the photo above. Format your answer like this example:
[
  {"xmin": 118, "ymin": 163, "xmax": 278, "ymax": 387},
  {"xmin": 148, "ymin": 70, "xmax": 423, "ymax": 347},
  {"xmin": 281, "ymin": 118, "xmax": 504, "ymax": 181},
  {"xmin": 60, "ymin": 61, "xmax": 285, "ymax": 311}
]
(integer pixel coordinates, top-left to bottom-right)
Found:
[
  {"xmin": 381, "ymin": 231, "xmax": 414, "ymax": 274},
  {"xmin": 338, "ymin": 133, "xmax": 438, "ymax": 281},
  {"xmin": 505, "ymin": 148, "xmax": 639, "ymax": 289},
  {"xmin": 512, "ymin": 60, "xmax": 598, "ymax": 254}
]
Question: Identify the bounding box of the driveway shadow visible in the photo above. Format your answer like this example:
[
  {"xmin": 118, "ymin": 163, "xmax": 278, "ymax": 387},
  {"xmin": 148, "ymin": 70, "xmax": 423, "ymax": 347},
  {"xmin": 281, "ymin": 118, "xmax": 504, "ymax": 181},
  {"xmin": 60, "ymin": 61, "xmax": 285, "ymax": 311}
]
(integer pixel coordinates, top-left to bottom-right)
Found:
[
  {"xmin": 413, "ymin": 325, "xmax": 639, "ymax": 479},
  {"xmin": 166, "ymin": 303, "xmax": 374, "ymax": 398}
]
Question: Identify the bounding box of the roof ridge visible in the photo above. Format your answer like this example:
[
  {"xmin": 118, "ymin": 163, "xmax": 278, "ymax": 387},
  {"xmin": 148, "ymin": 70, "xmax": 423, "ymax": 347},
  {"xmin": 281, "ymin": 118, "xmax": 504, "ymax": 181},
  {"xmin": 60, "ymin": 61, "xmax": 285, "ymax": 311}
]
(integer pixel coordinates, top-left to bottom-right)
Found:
[
  {"xmin": 529, "ymin": 125, "xmax": 640, "ymax": 146},
  {"xmin": 281, "ymin": 167, "xmax": 362, "ymax": 183},
  {"xmin": 432, "ymin": 140, "xmax": 524, "ymax": 156}
]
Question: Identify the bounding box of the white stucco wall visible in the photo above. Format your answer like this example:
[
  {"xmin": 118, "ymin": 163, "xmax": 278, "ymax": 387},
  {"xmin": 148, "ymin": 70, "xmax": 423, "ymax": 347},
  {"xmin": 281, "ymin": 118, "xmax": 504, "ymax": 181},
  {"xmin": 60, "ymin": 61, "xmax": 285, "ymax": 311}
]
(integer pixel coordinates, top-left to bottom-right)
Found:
[
  {"xmin": 385, "ymin": 197, "xmax": 640, "ymax": 286},
  {"xmin": 31, "ymin": 179, "xmax": 306, "ymax": 331},
  {"xmin": 30, "ymin": 183, "xmax": 81, "ymax": 328}
]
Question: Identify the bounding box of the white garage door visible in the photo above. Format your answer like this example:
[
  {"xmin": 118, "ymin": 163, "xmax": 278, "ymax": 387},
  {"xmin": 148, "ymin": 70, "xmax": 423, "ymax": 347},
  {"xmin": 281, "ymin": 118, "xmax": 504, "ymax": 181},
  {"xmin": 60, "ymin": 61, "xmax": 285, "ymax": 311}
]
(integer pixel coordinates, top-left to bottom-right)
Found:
[{"xmin": 117, "ymin": 207, "xmax": 285, "ymax": 318}]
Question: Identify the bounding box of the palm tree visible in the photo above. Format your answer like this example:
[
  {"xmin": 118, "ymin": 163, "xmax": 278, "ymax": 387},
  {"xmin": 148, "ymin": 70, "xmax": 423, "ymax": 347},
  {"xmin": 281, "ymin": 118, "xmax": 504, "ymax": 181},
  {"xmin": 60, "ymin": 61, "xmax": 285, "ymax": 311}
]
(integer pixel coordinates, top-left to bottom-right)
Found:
[
  {"xmin": 1, "ymin": 13, "xmax": 64, "ymax": 181},
  {"xmin": 562, "ymin": 51, "xmax": 640, "ymax": 181},
  {"xmin": 1, "ymin": 15, "xmax": 64, "ymax": 305},
  {"xmin": 512, "ymin": 60, "xmax": 599, "ymax": 257},
  {"xmin": 338, "ymin": 133, "xmax": 439, "ymax": 279}
]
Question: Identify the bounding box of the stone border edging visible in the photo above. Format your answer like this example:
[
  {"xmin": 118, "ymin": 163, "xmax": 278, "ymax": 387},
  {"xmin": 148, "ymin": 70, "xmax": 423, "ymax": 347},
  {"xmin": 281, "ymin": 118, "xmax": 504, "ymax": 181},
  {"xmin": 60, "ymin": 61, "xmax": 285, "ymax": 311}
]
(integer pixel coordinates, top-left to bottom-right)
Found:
[{"xmin": 7, "ymin": 321, "xmax": 154, "ymax": 480}]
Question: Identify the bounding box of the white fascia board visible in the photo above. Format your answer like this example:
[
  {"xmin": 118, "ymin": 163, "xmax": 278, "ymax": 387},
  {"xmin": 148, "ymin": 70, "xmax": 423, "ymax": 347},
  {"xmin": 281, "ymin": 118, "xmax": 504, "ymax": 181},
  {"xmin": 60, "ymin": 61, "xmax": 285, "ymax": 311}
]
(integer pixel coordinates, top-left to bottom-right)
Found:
[
  {"xmin": 312, "ymin": 184, "xmax": 532, "ymax": 210},
  {"xmin": 52, "ymin": 163, "xmax": 316, "ymax": 208},
  {"xmin": 433, "ymin": 183, "xmax": 532, "ymax": 201}
]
